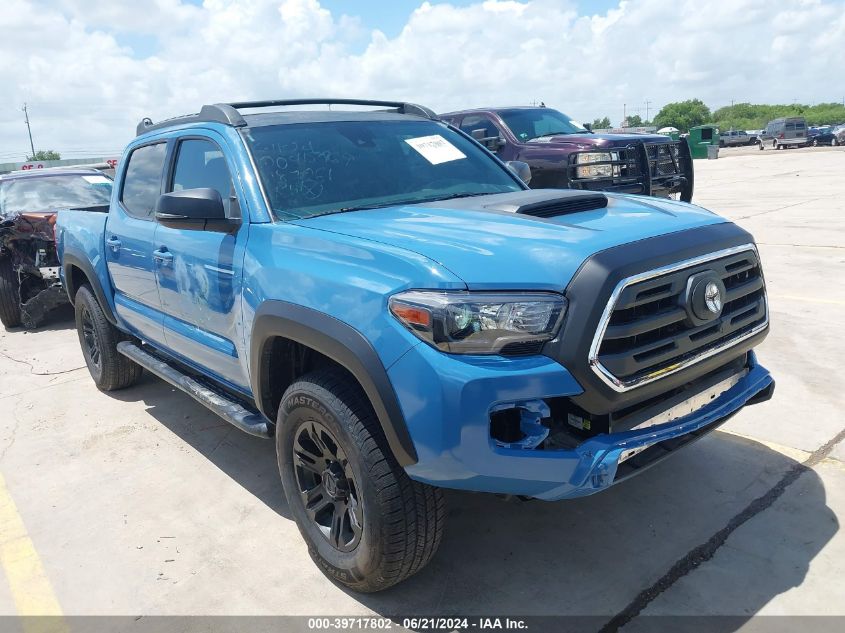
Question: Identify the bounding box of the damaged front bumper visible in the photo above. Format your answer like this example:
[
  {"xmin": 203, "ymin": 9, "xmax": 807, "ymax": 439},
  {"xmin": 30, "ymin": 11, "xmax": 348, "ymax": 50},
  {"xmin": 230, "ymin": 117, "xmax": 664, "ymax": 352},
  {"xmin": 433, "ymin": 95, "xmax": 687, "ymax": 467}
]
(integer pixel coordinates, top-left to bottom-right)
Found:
[
  {"xmin": 391, "ymin": 341, "xmax": 774, "ymax": 501},
  {"xmin": 1, "ymin": 211, "xmax": 67, "ymax": 328}
]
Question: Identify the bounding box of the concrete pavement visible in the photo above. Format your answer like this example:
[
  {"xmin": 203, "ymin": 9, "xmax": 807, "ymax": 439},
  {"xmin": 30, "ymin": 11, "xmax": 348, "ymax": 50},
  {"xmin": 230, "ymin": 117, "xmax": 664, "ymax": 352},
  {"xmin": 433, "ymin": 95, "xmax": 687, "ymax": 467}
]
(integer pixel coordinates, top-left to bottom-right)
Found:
[{"xmin": 0, "ymin": 147, "xmax": 843, "ymax": 625}]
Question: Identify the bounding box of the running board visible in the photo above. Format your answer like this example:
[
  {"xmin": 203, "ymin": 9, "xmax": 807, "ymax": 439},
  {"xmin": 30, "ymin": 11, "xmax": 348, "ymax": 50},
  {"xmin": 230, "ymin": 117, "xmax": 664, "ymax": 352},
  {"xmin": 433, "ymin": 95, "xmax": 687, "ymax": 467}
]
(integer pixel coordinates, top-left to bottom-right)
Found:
[{"xmin": 116, "ymin": 341, "xmax": 272, "ymax": 438}]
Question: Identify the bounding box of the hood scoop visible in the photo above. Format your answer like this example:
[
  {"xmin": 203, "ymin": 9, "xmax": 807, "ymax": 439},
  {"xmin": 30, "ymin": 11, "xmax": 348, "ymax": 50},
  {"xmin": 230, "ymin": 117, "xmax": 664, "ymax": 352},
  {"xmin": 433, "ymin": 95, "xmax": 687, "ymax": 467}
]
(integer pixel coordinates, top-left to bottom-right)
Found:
[{"xmin": 484, "ymin": 191, "xmax": 609, "ymax": 218}]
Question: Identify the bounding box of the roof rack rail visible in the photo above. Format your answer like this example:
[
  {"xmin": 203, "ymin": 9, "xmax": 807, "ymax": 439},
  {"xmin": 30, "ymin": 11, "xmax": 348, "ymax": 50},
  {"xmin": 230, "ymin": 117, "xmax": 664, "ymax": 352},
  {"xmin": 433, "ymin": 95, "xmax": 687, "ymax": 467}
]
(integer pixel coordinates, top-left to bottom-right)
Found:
[{"xmin": 136, "ymin": 98, "xmax": 437, "ymax": 136}]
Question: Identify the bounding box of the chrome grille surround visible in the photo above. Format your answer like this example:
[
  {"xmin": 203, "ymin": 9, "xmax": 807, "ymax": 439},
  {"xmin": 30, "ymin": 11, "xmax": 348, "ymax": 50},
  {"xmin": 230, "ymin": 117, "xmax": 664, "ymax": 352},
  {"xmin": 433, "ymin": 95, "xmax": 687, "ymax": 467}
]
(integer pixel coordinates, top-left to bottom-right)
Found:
[{"xmin": 588, "ymin": 244, "xmax": 768, "ymax": 392}]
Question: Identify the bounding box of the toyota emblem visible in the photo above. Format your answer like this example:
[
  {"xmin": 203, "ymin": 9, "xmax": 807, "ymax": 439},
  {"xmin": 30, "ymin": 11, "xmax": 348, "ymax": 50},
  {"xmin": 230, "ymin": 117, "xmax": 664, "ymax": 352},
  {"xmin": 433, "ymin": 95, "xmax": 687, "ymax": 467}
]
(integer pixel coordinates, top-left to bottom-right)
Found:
[{"xmin": 704, "ymin": 281, "xmax": 722, "ymax": 314}]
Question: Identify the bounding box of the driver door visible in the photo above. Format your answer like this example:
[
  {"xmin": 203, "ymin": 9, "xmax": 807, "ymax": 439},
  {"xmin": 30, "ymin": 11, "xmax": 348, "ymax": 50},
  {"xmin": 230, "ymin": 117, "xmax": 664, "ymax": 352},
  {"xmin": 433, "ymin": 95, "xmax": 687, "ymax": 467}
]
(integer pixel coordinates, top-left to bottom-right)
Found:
[{"xmin": 153, "ymin": 134, "xmax": 251, "ymax": 390}]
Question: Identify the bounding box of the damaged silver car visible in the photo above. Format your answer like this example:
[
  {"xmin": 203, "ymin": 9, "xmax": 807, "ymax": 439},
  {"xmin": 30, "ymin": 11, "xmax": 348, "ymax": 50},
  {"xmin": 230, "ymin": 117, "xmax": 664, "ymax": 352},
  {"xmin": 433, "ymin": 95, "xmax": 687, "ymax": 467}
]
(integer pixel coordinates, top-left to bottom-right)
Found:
[{"xmin": 0, "ymin": 168, "xmax": 112, "ymax": 328}]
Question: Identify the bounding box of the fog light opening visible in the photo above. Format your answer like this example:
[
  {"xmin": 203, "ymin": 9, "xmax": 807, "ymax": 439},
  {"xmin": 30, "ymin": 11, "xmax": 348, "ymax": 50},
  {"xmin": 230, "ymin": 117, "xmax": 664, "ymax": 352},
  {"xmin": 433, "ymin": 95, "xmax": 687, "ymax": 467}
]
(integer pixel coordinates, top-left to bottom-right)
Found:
[{"xmin": 490, "ymin": 400, "xmax": 550, "ymax": 450}]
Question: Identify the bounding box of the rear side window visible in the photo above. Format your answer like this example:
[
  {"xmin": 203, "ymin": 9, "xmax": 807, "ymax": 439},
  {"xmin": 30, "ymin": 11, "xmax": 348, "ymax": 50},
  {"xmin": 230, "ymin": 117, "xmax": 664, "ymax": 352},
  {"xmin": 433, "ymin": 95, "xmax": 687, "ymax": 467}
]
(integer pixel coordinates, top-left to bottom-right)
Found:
[
  {"xmin": 120, "ymin": 143, "xmax": 166, "ymax": 219},
  {"xmin": 170, "ymin": 139, "xmax": 236, "ymax": 217}
]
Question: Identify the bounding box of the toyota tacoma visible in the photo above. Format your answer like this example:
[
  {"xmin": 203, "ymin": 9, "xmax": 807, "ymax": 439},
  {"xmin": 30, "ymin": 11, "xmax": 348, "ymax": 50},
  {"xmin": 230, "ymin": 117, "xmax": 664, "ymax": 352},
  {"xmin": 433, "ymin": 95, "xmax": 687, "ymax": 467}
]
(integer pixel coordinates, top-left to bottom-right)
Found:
[{"xmin": 57, "ymin": 98, "xmax": 774, "ymax": 592}]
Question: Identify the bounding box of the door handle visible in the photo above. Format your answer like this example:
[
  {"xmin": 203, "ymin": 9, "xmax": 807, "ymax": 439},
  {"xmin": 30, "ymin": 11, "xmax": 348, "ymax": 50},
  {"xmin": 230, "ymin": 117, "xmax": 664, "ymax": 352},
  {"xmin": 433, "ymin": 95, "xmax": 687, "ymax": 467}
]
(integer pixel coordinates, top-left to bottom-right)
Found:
[
  {"xmin": 152, "ymin": 247, "xmax": 174, "ymax": 266},
  {"xmin": 106, "ymin": 236, "xmax": 122, "ymax": 252}
]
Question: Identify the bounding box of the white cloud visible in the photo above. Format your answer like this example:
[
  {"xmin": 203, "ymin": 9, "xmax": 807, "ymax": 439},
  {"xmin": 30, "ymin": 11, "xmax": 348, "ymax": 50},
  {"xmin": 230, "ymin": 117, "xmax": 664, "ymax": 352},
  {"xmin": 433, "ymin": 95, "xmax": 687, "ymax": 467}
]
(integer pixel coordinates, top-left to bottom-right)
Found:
[{"xmin": 1, "ymin": 0, "xmax": 843, "ymax": 161}]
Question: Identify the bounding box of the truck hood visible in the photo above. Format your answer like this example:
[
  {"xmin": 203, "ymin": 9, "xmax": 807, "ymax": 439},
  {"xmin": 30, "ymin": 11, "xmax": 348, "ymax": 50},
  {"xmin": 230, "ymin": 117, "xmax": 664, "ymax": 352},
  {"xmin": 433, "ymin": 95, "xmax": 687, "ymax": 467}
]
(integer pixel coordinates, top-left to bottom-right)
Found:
[
  {"xmin": 527, "ymin": 132, "xmax": 672, "ymax": 149},
  {"xmin": 295, "ymin": 190, "xmax": 725, "ymax": 290}
]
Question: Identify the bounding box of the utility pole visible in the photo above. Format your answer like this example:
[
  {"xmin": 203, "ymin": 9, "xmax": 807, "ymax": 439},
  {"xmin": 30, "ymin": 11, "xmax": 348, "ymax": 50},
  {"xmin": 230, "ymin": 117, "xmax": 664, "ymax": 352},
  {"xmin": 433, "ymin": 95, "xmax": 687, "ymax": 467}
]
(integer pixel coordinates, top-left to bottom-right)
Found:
[
  {"xmin": 22, "ymin": 103, "xmax": 36, "ymax": 159},
  {"xmin": 623, "ymin": 103, "xmax": 626, "ymax": 126},
  {"xmin": 645, "ymin": 100, "xmax": 651, "ymax": 123}
]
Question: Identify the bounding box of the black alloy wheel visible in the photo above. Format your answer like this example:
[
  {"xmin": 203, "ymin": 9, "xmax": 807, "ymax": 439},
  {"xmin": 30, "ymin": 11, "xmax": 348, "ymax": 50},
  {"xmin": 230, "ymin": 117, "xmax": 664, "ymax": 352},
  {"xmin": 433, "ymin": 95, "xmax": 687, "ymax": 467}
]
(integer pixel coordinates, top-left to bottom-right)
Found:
[
  {"xmin": 80, "ymin": 303, "xmax": 102, "ymax": 371},
  {"xmin": 293, "ymin": 419, "xmax": 363, "ymax": 552}
]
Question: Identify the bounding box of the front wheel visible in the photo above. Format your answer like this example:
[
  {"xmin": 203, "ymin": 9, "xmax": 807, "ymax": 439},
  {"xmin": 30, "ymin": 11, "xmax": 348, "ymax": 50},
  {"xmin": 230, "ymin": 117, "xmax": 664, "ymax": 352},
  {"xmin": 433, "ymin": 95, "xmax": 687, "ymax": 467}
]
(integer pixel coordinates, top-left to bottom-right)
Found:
[
  {"xmin": 277, "ymin": 368, "xmax": 445, "ymax": 592},
  {"xmin": 812, "ymin": 139, "xmax": 819, "ymax": 147},
  {"xmin": 74, "ymin": 285, "xmax": 143, "ymax": 391},
  {"xmin": 833, "ymin": 138, "xmax": 840, "ymax": 147},
  {"xmin": 0, "ymin": 258, "xmax": 22, "ymax": 329}
]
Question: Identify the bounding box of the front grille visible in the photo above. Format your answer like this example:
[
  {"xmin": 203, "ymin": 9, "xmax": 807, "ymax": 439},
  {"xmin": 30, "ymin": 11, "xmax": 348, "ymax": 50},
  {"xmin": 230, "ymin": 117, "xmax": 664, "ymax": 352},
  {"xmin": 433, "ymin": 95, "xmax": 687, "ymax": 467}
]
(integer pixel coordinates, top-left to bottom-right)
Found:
[
  {"xmin": 646, "ymin": 142, "xmax": 683, "ymax": 177},
  {"xmin": 567, "ymin": 140, "xmax": 690, "ymax": 199},
  {"xmin": 593, "ymin": 247, "xmax": 767, "ymax": 388}
]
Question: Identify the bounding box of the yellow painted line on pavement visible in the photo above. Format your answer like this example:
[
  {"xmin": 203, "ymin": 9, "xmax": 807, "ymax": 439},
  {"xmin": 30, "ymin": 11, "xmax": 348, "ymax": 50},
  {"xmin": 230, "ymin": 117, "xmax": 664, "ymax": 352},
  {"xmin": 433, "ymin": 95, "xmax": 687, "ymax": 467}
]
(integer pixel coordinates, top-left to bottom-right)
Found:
[
  {"xmin": 0, "ymin": 471, "xmax": 67, "ymax": 632},
  {"xmin": 769, "ymin": 294, "xmax": 845, "ymax": 306}
]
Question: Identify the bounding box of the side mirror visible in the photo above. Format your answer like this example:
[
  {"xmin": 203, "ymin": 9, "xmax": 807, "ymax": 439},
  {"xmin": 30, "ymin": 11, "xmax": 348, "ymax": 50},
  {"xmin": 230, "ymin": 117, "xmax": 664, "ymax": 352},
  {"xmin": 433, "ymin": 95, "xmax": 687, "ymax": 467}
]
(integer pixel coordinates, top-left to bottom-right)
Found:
[
  {"xmin": 505, "ymin": 160, "xmax": 532, "ymax": 185},
  {"xmin": 155, "ymin": 188, "xmax": 226, "ymax": 225},
  {"xmin": 471, "ymin": 128, "xmax": 505, "ymax": 151}
]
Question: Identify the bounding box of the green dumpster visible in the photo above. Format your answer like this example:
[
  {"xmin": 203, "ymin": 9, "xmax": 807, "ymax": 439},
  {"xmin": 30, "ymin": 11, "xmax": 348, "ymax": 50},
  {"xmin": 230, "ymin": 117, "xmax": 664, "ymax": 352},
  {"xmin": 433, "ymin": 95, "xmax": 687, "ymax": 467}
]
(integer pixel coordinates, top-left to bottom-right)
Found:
[{"xmin": 687, "ymin": 125, "xmax": 719, "ymax": 159}]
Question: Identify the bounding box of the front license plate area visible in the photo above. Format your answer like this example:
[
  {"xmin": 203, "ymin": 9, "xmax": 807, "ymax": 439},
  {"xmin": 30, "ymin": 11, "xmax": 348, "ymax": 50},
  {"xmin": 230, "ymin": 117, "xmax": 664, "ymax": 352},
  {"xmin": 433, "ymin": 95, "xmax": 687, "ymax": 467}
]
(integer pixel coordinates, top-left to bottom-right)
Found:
[{"xmin": 618, "ymin": 370, "xmax": 747, "ymax": 463}]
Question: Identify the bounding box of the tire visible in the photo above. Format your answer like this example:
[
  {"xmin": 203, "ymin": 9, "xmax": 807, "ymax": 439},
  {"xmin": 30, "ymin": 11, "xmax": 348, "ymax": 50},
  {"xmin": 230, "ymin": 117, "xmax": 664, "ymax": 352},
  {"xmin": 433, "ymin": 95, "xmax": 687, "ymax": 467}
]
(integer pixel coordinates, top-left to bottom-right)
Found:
[
  {"xmin": 74, "ymin": 284, "xmax": 143, "ymax": 391},
  {"xmin": 759, "ymin": 141, "xmax": 765, "ymax": 150},
  {"xmin": 277, "ymin": 368, "xmax": 445, "ymax": 592},
  {"xmin": 0, "ymin": 258, "xmax": 22, "ymax": 329},
  {"xmin": 833, "ymin": 138, "xmax": 839, "ymax": 147}
]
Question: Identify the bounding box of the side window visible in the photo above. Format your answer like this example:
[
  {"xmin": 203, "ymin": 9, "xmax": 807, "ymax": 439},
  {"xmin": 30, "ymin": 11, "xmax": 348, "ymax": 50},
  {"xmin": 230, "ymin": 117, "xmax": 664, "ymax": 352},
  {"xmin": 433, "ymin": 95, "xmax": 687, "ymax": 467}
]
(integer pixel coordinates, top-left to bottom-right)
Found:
[
  {"xmin": 170, "ymin": 139, "xmax": 236, "ymax": 217},
  {"xmin": 120, "ymin": 143, "xmax": 167, "ymax": 219},
  {"xmin": 460, "ymin": 115, "xmax": 501, "ymax": 140}
]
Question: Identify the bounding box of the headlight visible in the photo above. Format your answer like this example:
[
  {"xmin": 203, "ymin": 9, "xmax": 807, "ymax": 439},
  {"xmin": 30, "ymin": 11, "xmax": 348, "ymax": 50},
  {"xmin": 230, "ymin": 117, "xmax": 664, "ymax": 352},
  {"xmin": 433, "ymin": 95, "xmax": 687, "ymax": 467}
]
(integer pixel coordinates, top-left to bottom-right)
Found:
[
  {"xmin": 389, "ymin": 291, "xmax": 567, "ymax": 354},
  {"xmin": 575, "ymin": 152, "xmax": 618, "ymax": 178}
]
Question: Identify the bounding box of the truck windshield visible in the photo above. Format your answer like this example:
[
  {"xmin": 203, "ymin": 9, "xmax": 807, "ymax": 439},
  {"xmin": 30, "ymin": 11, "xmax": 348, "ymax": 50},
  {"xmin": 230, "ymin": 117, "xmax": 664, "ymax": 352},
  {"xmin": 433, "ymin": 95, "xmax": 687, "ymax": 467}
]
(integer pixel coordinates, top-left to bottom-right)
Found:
[
  {"xmin": 244, "ymin": 120, "xmax": 523, "ymax": 219},
  {"xmin": 0, "ymin": 174, "xmax": 112, "ymax": 215},
  {"xmin": 498, "ymin": 108, "xmax": 589, "ymax": 141}
]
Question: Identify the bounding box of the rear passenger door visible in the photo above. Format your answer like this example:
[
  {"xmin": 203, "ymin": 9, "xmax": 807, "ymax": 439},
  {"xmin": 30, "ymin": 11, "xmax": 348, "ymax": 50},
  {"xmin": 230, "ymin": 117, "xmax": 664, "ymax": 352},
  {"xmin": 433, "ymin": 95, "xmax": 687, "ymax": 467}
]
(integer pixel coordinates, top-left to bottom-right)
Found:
[
  {"xmin": 106, "ymin": 141, "xmax": 167, "ymax": 344},
  {"xmin": 153, "ymin": 134, "xmax": 251, "ymax": 390}
]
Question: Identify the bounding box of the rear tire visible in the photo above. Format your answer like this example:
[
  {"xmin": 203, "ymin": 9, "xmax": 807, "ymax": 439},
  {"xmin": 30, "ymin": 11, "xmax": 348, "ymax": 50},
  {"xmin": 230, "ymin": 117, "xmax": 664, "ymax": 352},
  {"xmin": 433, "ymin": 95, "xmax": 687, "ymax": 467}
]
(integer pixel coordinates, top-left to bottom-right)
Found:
[
  {"xmin": 277, "ymin": 368, "xmax": 445, "ymax": 592},
  {"xmin": 74, "ymin": 284, "xmax": 143, "ymax": 391},
  {"xmin": 812, "ymin": 139, "xmax": 819, "ymax": 147},
  {"xmin": 0, "ymin": 258, "xmax": 22, "ymax": 329},
  {"xmin": 833, "ymin": 138, "xmax": 839, "ymax": 147}
]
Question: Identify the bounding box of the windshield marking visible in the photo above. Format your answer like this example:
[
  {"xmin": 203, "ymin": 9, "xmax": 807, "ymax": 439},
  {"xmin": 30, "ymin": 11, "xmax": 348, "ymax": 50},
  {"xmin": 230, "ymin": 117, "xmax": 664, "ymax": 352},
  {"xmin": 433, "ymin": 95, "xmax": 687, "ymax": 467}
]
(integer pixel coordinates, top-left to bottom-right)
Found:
[{"xmin": 404, "ymin": 135, "xmax": 466, "ymax": 165}]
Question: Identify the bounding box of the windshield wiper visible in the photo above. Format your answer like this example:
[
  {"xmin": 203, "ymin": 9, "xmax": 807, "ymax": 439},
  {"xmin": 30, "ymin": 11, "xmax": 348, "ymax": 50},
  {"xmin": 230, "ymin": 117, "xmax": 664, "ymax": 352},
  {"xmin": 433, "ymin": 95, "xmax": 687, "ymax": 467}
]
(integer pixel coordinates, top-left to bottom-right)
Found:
[
  {"xmin": 531, "ymin": 132, "xmax": 570, "ymax": 139},
  {"xmin": 306, "ymin": 192, "xmax": 495, "ymax": 218}
]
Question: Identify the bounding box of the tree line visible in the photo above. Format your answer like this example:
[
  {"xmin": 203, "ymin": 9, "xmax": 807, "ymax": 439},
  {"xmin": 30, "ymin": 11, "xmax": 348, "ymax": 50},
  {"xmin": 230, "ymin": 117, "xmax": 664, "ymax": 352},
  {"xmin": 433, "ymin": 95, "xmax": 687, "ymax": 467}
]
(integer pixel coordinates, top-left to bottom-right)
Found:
[{"xmin": 592, "ymin": 100, "xmax": 845, "ymax": 132}]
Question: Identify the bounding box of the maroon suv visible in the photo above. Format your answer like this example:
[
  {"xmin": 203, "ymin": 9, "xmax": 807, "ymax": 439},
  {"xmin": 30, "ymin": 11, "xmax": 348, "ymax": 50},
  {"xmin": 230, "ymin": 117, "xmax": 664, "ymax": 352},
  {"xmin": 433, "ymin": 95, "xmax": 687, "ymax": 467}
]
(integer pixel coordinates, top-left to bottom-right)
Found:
[{"xmin": 440, "ymin": 106, "xmax": 693, "ymax": 202}]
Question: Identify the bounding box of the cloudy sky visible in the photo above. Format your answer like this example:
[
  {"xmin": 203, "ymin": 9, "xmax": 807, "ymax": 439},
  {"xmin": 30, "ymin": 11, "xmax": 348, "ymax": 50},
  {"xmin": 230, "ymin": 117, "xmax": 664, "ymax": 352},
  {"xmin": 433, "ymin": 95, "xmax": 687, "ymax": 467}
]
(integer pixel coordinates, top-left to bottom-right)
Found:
[{"xmin": 1, "ymin": 0, "xmax": 843, "ymax": 162}]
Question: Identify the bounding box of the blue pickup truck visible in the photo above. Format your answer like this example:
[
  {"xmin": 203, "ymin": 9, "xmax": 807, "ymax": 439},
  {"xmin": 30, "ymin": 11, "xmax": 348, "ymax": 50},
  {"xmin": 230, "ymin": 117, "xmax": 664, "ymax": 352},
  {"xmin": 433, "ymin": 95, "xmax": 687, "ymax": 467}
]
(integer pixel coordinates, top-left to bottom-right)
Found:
[{"xmin": 57, "ymin": 99, "xmax": 774, "ymax": 592}]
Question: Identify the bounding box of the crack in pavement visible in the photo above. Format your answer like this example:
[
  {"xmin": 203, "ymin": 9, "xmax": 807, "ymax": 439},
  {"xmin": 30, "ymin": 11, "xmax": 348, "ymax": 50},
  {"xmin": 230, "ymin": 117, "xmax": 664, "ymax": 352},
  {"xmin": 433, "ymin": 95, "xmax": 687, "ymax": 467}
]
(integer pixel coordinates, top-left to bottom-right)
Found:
[
  {"xmin": 734, "ymin": 197, "xmax": 822, "ymax": 220},
  {"xmin": 0, "ymin": 349, "xmax": 85, "ymax": 376},
  {"xmin": 0, "ymin": 398, "xmax": 24, "ymax": 462},
  {"xmin": 0, "ymin": 374, "xmax": 88, "ymax": 401},
  {"xmin": 601, "ymin": 425, "xmax": 845, "ymax": 632}
]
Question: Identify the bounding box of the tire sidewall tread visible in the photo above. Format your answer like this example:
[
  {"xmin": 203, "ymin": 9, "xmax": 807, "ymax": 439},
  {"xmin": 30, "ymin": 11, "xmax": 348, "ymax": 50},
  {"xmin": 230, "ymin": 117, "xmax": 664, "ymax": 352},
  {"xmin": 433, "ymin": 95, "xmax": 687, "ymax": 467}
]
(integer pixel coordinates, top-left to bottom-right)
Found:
[
  {"xmin": 74, "ymin": 285, "xmax": 142, "ymax": 391},
  {"xmin": 277, "ymin": 368, "xmax": 444, "ymax": 592}
]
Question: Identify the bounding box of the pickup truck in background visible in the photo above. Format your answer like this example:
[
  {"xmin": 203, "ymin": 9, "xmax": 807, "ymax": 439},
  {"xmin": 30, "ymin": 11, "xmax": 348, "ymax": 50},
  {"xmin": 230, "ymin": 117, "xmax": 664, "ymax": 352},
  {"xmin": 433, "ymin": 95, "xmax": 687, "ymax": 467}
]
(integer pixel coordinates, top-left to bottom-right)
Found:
[
  {"xmin": 440, "ymin": 106, "xmax": 694, "ymax": 202},
  {"xmin": 57, "ymin": 98, "xmax": 774, "ymax": 592},
  {"xmin": 719, "ymin": 130, "xmax": 754, "ymax": 147}
]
